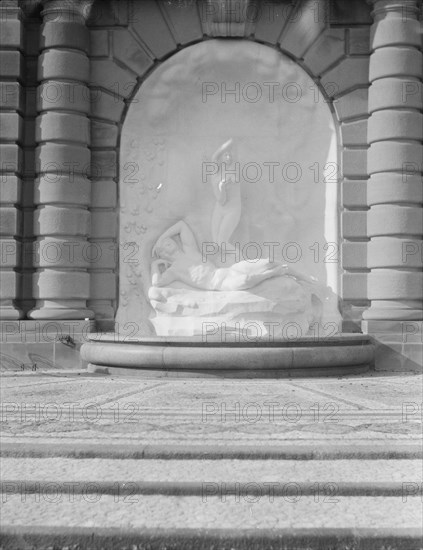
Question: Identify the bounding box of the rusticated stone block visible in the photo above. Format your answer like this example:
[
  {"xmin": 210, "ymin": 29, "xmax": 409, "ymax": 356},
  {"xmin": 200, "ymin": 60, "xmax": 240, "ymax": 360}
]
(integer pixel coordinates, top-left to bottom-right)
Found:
[
  {"xmin": 91, "ymin": 179, "xmax": 116, "ymax": 208},
  {"xmin": 333, "ymin": 88, "xmax": 368, "ymax": 121},
  {"xmin": 0, "ymin": 82, "xmax": 23, "ymax": 111},
  {"xmin": 368, "ymin": 142, "xmax": 422, "ymax": 174},
  {"xmin": 35, "ymin": 237, "xmax": 90, "ymax": 269},
  {"xmin": 303, "ymin": 29, "xmax": 345, "ymax": 75},
  {"xmin": 0, "ymin": 208, "xmax": 20, "ymax": 236},
  {"xmin": 342, "ymin": 210, "xmax": 368, "ymax": 239},
  {"xmin": 368, "ymin": 205, "xmax": 423, "ymax": 237},
  {"xmin": 91, "ymin": 120, "xmax": 118, "ymax": 148},
  {"xmin": 35, "ymin": 175, "xmax": 90, "ymax": 207},
  {"xmin": 36, "ymin": 143, "xmax": 90, "ymax": 176},
  {"xmin": 34, "ymin": 206, "xmax": 90, "ymax": 237},
  {"xmin": 88, "ymin": 300, "xmax": 115, "ymax": 320},
  {"xmin": 0, "ymin": 18, "xmax": 23, "ymax": 49},
  {"xmin": 89, "ymin": 272, "xmax": 116, "ymax": 299},
  {"xmin": 90, "ymin": 89, "xmax": 124, "ymax": 123},
  {"xmin": 36, "ymin": 112, "xmax": 90, "ymax": 144},
  {"xmin": 91, "ymin": 150, "xmax": 116, "ymax": 179},
  {"xmin": 321, "ymin": 57, "xmax": 369, "ymax": 96},
  {"xmin": 342, "ymin": 241, "xmax": 367, "ymax": 269},
  {"xmin": 369, "ymin": 47, "xmax": 422, "ymax": 81},
  {"xmin": 0, "ymin": 51, "xmax": 23, "ymax": 79},
  {"xmin": 348, "ymin": 28, "xmax": 370, "ymax": 55},
  {"xmin": 341, "ymin": 119, "xmax": 367, "ymax": 146},
  {"xmin": 368, "ymin": 238, "xmax": 423, "ymax": 269},
  {"xmin": 160, "ymin": 0, "xmax": 203, "ymax": 45},
  {"xmin": 90, "ymin": 30, "xmax": 109, "ymax": 57},
  {"xmin": 86, "ymin": 240, "xmax": 117, "ymax": 269},
  {"xmin": 113, "ymin": 29, "xmax": 154, "ymax": 76},
  {"xmin": 342, "ymin": 179, "xmax": 367, "ymax": 208},
  {"xmin": 38, "ymin": 50, "xmax": 89, "ymax": 82},
  {"xmin": 253, "ymin": 2, "xmax": 293, "ymax": 44},
  {"xmin": 279, "ymin": 0, "xmax": 326, "ymax": 59},
  {"xmin": 0, "ymin": 239, "xmax": 20, "ymax": 267},
  {"xmin": 90, "ymin": 59, "xmax": 136, "ymax": 99},
  {"xmin": 37, "ymin": 81, "xmax": 90, "ymax": 114},
  {"xmin": 0, "ymin": 144, "xmax": 23, "ymax": 173},
  {"xmin": 0, "ymin": 176, "xmax": 21, "ymax": 204},
  {"xmin": 41, "ymin": 21, "xmax": 89, "ymax": 52},
  {"xmin": 368, "ymin": 78, "xmax": 422, "ymax": 112},
  {"xmin": 341, "ymin": 272, "xmax": 368, "ymax": 300},
  {"xmin": 131, "ymin": 0, "xmax": 177, "ymax": 59},
  {"xmin": 87, "ymin": 0, "xmax": 129, "ymax": 27},
  {"xmin": 367, "ymin": 174, "xmax": 423, "ymax": 206},
  {"xmin": 368, "ymin": 110, "xmax": 423, "ymax": 143},
  {"xmin": 368, "ymin": 271, "xmax": 423, "ymax": 300},
  {"xmin": 0, "ymin": 271, "xmax": 20, "ymax": 298},
  {"xmin": 90, "ymin": 211, "xmax": 117, "ymax": 239},
  {"xmin": 0, "ymin": 113, "xmax": 23, "ymax": 142},
  {"xmin": 343, "ymin": 149, "xmax": 368, "ymax": 178},
  {"xmin": 32, "ymin": 270, "xmax": 90, "ymax": 299},
  {"xmin": 362, "ymin": 319, "xmax": 423, "ymax": 339},
  {"xmin": 371, "ymin": 16, "xmax": 421, "ymax": 49}
]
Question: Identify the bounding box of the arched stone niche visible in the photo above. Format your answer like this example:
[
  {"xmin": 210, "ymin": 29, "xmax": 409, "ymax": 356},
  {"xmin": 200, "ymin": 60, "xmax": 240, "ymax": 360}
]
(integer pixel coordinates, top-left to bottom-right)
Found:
[{"xmin": 116, "ymin": 39, "xmax": 341, "ymax": 338}]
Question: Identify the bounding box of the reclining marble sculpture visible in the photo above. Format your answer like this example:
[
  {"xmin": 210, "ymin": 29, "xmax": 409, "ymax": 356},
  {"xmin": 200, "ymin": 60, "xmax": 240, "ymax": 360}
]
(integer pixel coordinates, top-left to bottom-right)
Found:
[
  {"xmin": 145, "ymin": 137, "xmax": 340, "ymax": 338},
  {"xmin": 148, "ymin": 220, "xmax": 333, "ymax": 338}
]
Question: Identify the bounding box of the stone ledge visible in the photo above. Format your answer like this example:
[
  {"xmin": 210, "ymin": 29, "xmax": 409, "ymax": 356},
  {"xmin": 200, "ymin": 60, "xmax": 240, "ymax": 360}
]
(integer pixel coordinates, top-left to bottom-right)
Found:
[
  {"xmin": 81, "ymin": 335, "xmax": 375, "ymax": 378},
  {"xmin": 1, "ymin": 525, "xmax": 421, "ymax": 550},
  {"xmin": 1, "ymin": 441, "xmax": 420, "ymax": 460}
]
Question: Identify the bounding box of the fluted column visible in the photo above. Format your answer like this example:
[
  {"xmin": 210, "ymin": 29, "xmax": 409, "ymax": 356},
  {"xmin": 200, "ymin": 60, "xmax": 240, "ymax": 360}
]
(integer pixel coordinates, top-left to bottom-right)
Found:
[
  {"xmin": 363, "ymin": 0, "xmax": 423, "ymax": 324},
  {"xmin": 28, "ymin": 0, "xmax": 94, "ymax": 319}
]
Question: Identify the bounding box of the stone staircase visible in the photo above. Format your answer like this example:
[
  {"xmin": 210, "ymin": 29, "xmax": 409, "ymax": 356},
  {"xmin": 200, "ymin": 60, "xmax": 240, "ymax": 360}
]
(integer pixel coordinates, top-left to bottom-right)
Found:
[
  {"xmin": 1, "ymin": 370, "xmax": 422, "ymax": 549},
  {"xmin": 1, "ymin": 452, "xmax": 422, "ymax": 549}
]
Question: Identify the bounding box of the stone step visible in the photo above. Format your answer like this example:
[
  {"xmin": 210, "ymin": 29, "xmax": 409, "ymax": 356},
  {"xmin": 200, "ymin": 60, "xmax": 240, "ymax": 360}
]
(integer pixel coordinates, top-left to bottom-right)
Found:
[
  {"xmin": 1, "ymin": 457, "xmax": 420, "ymax": 495},
  {"xmin": 1, "ymin": 457, "xmax": 420, "ymax": 483},
  {"xmin": 1, "ymin": 440, "xmax": 421, "ymax": 460},
  {"xmin": 1, "ymin": 495, "xmax": 421, "ymax": 549},
  {"xmin": 1, "ymin": 457, "xmax": 421, "ymax": 549}
]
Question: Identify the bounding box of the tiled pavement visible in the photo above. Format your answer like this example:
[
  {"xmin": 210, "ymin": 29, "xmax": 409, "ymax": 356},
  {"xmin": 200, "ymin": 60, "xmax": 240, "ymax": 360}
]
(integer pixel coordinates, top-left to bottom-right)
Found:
[{"xmin": 1, "ymin": 369, "xmax": 422, "ymax": 549}]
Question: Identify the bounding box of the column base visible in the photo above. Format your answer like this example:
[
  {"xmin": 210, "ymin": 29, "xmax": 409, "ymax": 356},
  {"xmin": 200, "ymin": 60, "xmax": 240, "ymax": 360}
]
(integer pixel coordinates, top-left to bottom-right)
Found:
[
  {"xmin": 28, "ymin": 308, "xmax": 95, "ymax": 320},
  {"xmin": 362, "ymin": 308, "xmax": 423, "ymax": 321},
  {"xmin": 363, "ymin": 300, "xmax": 423, "ymax": 321},
  {"xmin": 28, "ymin": 299, "xmax": 95, "ymax": 320},
  {"xmin": 0, "ymin": 304, "xmax": 24, "ymax": 320}
]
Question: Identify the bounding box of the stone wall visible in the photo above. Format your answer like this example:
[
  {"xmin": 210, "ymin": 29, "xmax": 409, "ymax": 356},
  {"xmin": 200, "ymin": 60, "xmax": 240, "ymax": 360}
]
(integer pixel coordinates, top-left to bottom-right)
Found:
[{"xmin": 0, "ymin": 0, "xmax": 422, "ymax": 357}]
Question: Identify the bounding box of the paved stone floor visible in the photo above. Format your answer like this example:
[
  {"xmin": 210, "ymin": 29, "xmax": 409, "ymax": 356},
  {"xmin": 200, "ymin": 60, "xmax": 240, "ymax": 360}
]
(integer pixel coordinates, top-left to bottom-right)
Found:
[
  {"xmin": 1, "ymin": 370, "xmax": 422, "ymax": 450},
  {"xmin": 1, "ymin": 369, "xmax": 422, "ymax": 549}
]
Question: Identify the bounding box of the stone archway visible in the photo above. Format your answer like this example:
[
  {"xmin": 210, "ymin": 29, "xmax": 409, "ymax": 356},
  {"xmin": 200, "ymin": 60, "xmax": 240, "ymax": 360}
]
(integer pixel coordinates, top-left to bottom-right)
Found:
[
  {"xmin": 116, "ymin": 38, "xmax": 341, "ymax": 337},
  {"xmin": 86, "ymin": 0, "xmax": 372, "ymax": 327}
]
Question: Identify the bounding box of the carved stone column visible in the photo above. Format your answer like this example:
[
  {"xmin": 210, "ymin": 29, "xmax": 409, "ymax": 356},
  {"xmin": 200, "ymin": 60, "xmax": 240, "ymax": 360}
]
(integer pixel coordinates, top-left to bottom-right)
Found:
[
  {"xmin": 0, "ymin": 0, "xmax": 24, "ymax": 319},
  {"xmin": 363, "ymin": 0, "xmax": 423, "ymax": 326},
  {"xmin": 28, "ymin": 0, "xmax": 94, "ymax": 319}
]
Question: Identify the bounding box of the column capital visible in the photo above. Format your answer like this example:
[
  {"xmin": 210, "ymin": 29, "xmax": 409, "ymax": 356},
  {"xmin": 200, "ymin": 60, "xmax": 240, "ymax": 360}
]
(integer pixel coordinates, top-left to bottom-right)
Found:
[
  {"xmin": 0, "ymin": 0, "xmax": 22, "ymax": 19},
  {"xmin": 367, "ymin": 0, "xmax": 420, "ymax": 18},
  {"xmin": 40, "ymin": 0, "xmax": 94, "ymax": 23}
]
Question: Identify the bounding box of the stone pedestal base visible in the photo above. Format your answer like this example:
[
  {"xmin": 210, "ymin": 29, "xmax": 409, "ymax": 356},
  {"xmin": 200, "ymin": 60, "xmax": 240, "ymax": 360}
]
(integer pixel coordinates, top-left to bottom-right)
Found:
[
  {"xmin": 81, "ymin": 333, "xmax": 374, "ymax": 378},
  {"xmin": 362, "ymin": 320, "xmax": 422, "ymax": 372}
]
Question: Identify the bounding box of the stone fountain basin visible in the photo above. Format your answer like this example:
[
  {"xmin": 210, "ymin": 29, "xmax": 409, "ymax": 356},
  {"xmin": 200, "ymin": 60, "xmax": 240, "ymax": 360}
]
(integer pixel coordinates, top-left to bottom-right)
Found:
[{"xmin": 81, "ymin": 333, "xmax": 375, "ymax": 378}]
